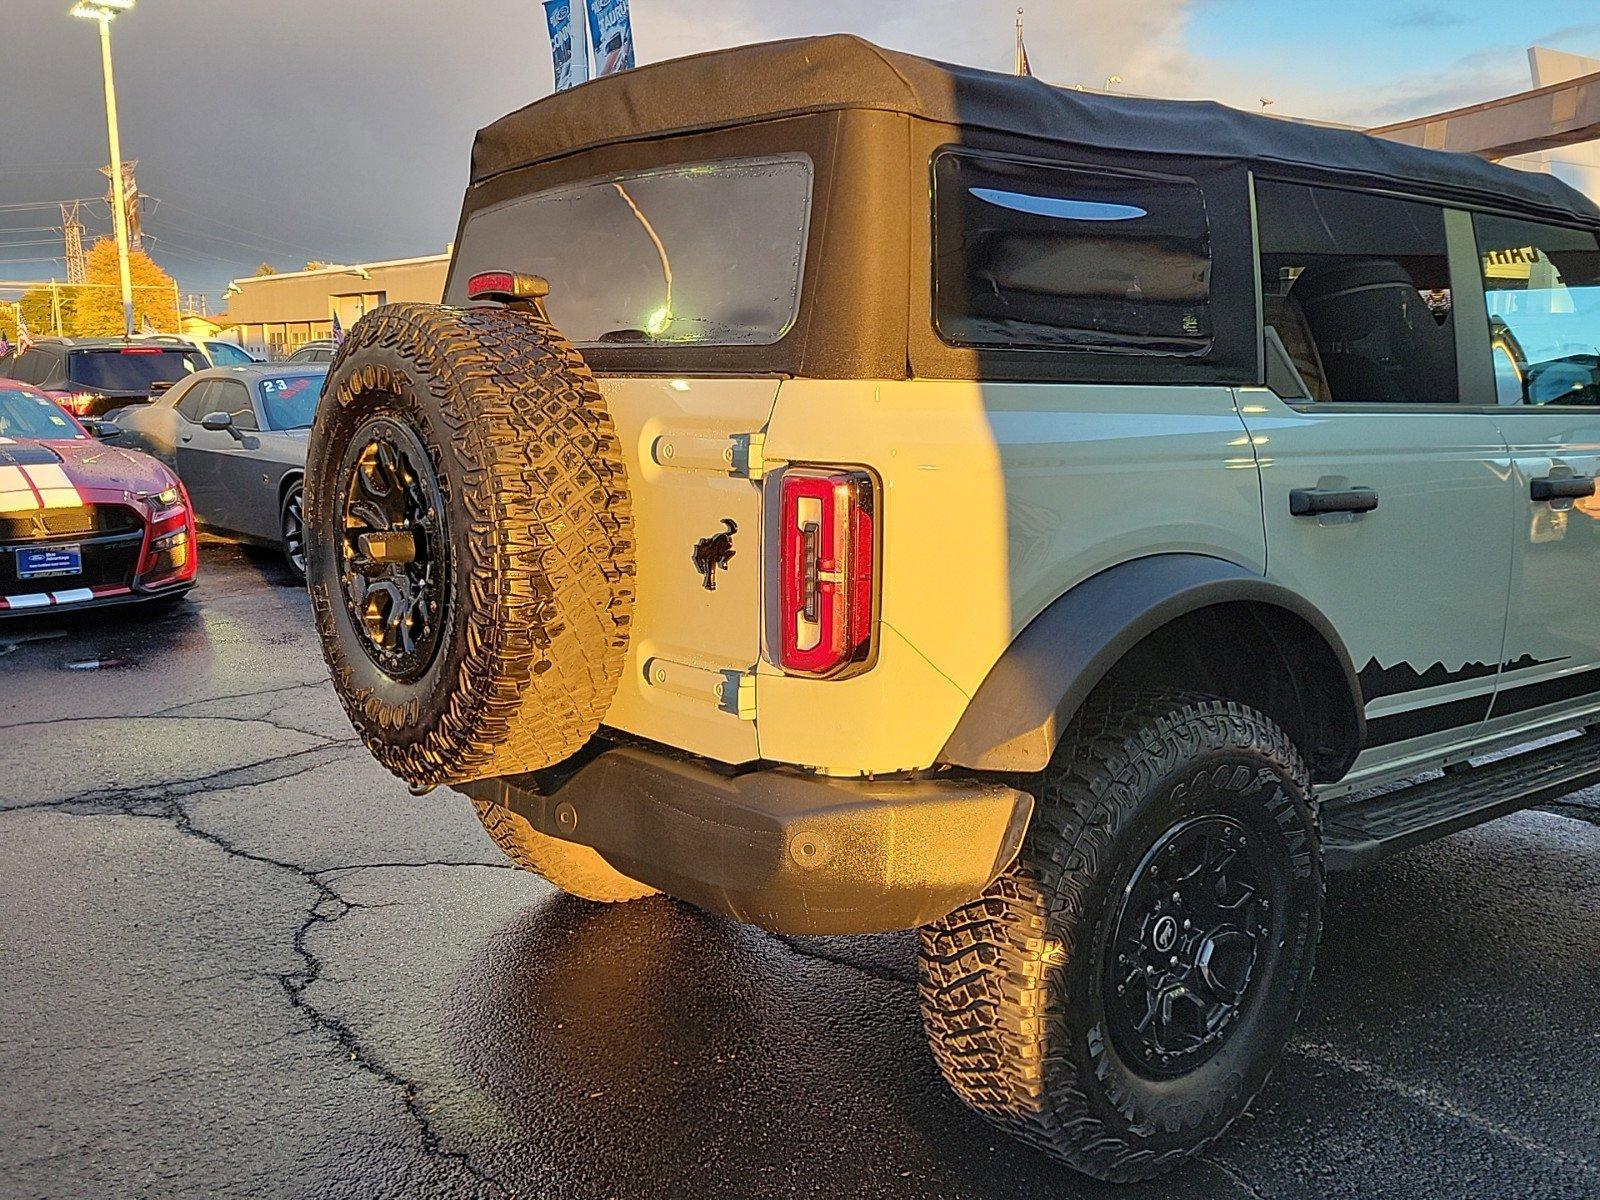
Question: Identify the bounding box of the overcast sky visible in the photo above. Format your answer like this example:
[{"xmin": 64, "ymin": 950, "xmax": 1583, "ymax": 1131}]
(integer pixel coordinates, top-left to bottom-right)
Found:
[{"xmin": 3, "ymin": 0, "xmax": 1596, "ymax": 304}]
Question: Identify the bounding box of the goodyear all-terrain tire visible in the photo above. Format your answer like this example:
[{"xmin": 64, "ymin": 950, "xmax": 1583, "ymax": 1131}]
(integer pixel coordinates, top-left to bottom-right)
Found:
[
  {"xmin": 304, "ymin": 302, "xmax": 633, "ymax": 789},
  {"xmin": 919, "ymin": 691, "xmax": 1322, "ymax": 1182},
  {"xmin": 470, "ymin": 796, "xmax": 656, "ymax": 903}
]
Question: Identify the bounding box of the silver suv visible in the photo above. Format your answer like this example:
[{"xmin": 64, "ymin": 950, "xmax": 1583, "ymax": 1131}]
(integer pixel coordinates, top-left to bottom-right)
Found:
[{"xmin": 303, "ymin": 36, "xmax": 1600, "ymax": 1181}]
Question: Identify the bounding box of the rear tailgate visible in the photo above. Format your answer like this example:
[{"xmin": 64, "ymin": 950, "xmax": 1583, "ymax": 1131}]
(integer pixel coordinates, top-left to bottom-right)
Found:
[{"xmin": 598, "ymin": 376, "xmax": 778, "ymax": 764}]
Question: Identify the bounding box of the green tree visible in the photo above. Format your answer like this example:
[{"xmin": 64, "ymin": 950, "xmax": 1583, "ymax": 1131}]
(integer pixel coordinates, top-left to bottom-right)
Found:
[
  {"xmin": 253, "ymin": 263, "xmax": 278, "ymax": 276},
  {"xmin": 70, "ymin": 239, "xmax": 180, "ymax": 335}
]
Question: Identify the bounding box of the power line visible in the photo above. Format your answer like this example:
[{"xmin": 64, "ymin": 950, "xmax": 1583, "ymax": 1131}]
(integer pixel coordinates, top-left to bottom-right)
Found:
[
  {"xmin": 142, "ymin": 230, "xmax": 254, "ymax": 268},
  {"xmin": 0, "ymin": 197, "xmax": 101, "ymax": 212},
  {"xmin": 147, "ymin": 195, "xmax": 355, "ymax": 257}
]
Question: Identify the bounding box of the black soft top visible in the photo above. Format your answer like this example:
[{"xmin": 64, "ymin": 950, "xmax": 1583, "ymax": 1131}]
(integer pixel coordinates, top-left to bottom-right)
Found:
[{"xmin": 472, "ymin": 34, "xmax": 1598, "ymax": 226}]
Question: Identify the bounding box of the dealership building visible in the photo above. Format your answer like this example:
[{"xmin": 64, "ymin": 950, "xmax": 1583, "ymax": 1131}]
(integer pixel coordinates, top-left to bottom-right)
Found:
[{"xmin": 223, "ymin": 252, "xmax": 449, "ymax": 360}]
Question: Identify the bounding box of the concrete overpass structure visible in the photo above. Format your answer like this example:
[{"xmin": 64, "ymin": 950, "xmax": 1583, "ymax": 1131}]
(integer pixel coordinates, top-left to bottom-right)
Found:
[{"xmin": 1369, "ymin": 67, "xmax": 1600, "ymax": 161}]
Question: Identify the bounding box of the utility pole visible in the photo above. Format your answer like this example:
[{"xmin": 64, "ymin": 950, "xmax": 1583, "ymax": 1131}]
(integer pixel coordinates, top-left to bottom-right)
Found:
[
  {"xmin": 71, "ymin": 0, "xmax": 137, "ymax": 338},
  {"xmin": 50, "ymin": 281, "xmax": 62, "ymax": 336}
]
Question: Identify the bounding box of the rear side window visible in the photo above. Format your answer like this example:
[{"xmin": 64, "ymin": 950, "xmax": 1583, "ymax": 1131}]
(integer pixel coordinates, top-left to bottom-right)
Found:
[
  {"xmin": 932, "ymin": 151, "xmax": 1213, "ymax": 355},
  {"xmin": 1256, "ymin": 181, "xmax": 1457, "ymax": 404},
  {"xmin": 1474, "ymin": 214, "xmax": 1600, "ymax": 406},
  {"xmin": 67, "ymin": 348, "xmax": 205, "ymax": 393},
  {"xmin": 449, "ymin": 154, "xmax": 813, "ymax": 347},
  {"xmin": 7, "ymin": 350, "xmax": 54, "ymax": 386}
]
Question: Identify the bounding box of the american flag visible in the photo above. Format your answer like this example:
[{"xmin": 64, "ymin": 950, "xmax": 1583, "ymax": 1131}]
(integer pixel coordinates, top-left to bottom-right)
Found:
[
  {"xmin": 331, "ymin": 310, "xmax": 345, "ymax": 348},
  {"xmin": 0, "ymin": 332, "xmax": 10, "ymax": 360},
  {"xmin": 15, "ymin": 312, "xmax": 33, "ymax": 356}
]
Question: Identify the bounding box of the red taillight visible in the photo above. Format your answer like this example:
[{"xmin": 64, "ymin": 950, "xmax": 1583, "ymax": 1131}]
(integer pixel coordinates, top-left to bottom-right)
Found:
[
  {"xmin": 466, "ymin": 270, "xmax": 550, "ymax": 308},
  {"xmin": 60, "ymin": 393, "xmax": 99, "ymax": 416},
  {"xmin": 466, "ymin": 271, "xmax": 516, "ymax": 298},
  {"xmin": 778, "ymin": 467, "xmax": 877, "ymax": 677}
]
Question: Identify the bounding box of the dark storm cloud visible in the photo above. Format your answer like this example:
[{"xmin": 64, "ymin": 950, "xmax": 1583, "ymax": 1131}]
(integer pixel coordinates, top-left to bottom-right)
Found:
[{"xmin": 2, "ymin": 1, "xmax": 555, "ymax": 300}]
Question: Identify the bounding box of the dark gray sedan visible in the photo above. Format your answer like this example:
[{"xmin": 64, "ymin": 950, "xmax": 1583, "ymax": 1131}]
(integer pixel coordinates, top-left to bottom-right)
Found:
[{"xmin": 110, "ymin": 365, "xmax": 326, "ymax": 579}]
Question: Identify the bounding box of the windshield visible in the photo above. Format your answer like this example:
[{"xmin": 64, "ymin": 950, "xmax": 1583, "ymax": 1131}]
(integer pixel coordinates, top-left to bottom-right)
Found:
[
  {"xmin": 208, "ymin": 341, "xmax": 255, "ymax": 366},
  {"xmin": 67, "ymin": 348, "xmax": 205, "ymax": 394},
  {"xmin": 449, "ymin": 154, "xmax": 813, "ymax": 347},
  {"xmin": 0, "ymin": 386, "xmax": 82, "ymax": 440},
  {"xmin": 258, "ymin": 372, "xmax": 324, "ymax": 429}
]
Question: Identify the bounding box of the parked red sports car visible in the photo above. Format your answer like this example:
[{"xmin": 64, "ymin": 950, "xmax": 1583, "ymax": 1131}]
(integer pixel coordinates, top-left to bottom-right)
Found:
[{"xmin": 0, "ymin": 377, "xmax": 197, "ymax": 614}]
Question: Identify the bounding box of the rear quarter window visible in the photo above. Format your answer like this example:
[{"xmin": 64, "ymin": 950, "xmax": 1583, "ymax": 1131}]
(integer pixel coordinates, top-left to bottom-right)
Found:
[{"xmin": 933, "ymin": 151, "xmax": 1213, "ymax": 356}]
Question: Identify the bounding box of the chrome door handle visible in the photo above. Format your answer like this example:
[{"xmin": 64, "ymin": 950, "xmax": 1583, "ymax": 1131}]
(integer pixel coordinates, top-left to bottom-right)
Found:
[
  {"xmin": 1530, "ymin": 475, "xmax": 1595, "ymax": 502},
  {"xmin": 1290, "ymin": 487, "xmax": 1379, "ymax": 516}
]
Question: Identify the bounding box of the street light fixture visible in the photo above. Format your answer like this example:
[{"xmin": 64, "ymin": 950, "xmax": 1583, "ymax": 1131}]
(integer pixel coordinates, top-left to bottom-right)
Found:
[{"xmin": 70, "ymin": 0, "xmax": 137, "ymax": 338}]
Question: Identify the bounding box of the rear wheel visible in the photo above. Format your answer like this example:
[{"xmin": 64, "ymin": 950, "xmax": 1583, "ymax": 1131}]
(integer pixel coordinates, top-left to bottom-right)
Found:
[
  {"xmin": 470, "ymin": 796, "xmax": 656, "ymax": 903},
  {"xmin": 303, "ymin": 302, "xmax": 634, "ymax": 789},
  {"xmin": 280, "ymin": 480, "xmax": 306, "ymax": 581},
  {"xmin": 918, "ymin": 690, "xmax": 1322, "ymax": 1182}
]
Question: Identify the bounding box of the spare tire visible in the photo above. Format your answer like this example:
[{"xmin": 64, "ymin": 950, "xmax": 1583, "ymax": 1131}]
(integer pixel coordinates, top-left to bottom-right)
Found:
[{"xmin": 304, "ymin": 302, "xmax": 634, "ymax": 788}]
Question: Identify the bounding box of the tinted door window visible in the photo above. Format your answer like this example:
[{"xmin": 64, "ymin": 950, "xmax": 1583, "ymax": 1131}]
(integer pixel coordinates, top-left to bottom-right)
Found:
[
  {"xmin": 1473, "ymin": 214, "xmax": 1600, "ymax": 407},
  {"xmin": 1257, "ymin": 181, "xmax": 1458, "ymax": 404},
  {"xmin": 176, "ymin": 380, "xmax": 217, "ymax": 423},
  {"xmin": 209, "ymin": 380, "xmax": 259, "ymax": 431},
  {"xmin": 933, "ymin": 151, "xmax": 1213, "ymax": 355}
]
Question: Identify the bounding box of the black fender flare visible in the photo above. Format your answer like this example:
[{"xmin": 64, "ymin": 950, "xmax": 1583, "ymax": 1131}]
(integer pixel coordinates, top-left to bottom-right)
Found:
[{"xmin": 938, "ymin": 553, "xmax": 1364, "ymax": 773}]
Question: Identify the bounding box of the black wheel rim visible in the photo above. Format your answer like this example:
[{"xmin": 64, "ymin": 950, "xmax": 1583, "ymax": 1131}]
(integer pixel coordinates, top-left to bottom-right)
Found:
[
  {"xmin": 282, "ymin": 486, "xmax": 306, "ymax": 575},
  {"xmin": 1105, "ymin": 813, "xmax": 1282, "ymax": 1078},
  {"xmin": 335, "ymin": 417, "xmax": 448, "ymax": 681}
]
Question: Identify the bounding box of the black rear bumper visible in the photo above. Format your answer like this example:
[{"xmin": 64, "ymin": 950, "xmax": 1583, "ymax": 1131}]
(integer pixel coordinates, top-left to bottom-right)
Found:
[{"xmin": 456, "ymin": 746, "xmax": 1033, "ymax": 935}]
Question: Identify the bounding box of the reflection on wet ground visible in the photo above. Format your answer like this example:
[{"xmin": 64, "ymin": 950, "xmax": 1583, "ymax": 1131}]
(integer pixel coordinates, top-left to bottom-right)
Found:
[{"xmin": 0, "ymin": 541, "xmax": 1595, "ymax": 1199}]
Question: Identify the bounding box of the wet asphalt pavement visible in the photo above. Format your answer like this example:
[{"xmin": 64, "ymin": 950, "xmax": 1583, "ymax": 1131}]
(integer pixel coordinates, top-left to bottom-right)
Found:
[{"xmin": 1, "ymin": 540, "xmax": 1597, "ymax": 1200}]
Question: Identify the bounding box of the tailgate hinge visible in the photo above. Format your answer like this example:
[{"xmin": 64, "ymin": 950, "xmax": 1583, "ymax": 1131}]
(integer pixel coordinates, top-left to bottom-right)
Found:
[
  {"xmin": 651, "ymin": 431, "xmax": 766, "ymax": 479},
  {"xmin": 735, "ymin": 432, "xmax": 766, "ymax": 480},
  {"xmin": 644, "ymin": 657, "xmax": 757, "ymax": 720}
]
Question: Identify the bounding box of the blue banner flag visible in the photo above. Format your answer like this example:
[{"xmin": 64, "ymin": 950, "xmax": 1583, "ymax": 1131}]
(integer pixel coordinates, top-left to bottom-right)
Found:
[
  {"xmin": 543, "ymin": 0, "xmax": 590, "ymax": 91},
  {"xmin": 585, "ymin": 0, "xmax": 635, "ymax": 78}
]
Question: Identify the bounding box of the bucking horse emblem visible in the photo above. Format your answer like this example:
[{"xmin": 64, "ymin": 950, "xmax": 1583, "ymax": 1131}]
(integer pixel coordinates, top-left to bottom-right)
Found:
[{"xmin": 692, "ymin": 519, "xmax": 738, "ymax": 591}]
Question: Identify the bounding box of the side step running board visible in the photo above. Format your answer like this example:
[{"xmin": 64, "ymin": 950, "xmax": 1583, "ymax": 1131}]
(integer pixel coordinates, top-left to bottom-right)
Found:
[{"xmin": 1322, "ymin": 731, "xmax": 1600, "ymax": 871}]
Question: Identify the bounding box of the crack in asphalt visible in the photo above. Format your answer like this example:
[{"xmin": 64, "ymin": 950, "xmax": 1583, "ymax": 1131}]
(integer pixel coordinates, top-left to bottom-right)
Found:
[
  {"xmin": 317, "ymin": 859, "xmax": 522, "ymax": 878},
  {"xmin": 0, "ymin": 711, "xmax": 347, "ymax": 743},
  {"xmin": 1202, "ymin": 1156, "xmax": 1267, "ymax": 1200},
  {"xmin": 152, "ymin": 679, "xmax": 330, "ymax": 718},
  {"xmin": 5, "ymin": 763, "xmax": 513, "ymax": 1198},
  {"xmin": 1289, "ymin": 1040, "xmax": 1596, "ymax": 1176},
  {"xmin": 0, "ymin": 677, "xmax": 333, "ymax": 736},
  {"xmin": 0, "ymin": 741, "xmax": 358, "ymax": 814}
]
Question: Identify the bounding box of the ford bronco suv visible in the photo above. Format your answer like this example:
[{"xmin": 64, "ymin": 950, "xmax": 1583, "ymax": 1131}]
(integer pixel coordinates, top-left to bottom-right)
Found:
[{"xmin": 304, "ymin": 37, "xmax": 1600, "ymax": 1182}]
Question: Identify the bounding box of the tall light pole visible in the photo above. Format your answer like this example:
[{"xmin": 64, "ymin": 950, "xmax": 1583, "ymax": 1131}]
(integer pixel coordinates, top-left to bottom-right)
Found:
[{"xmin": 71, "ymin": 0, "xmax": 137, "ymax": 338}]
